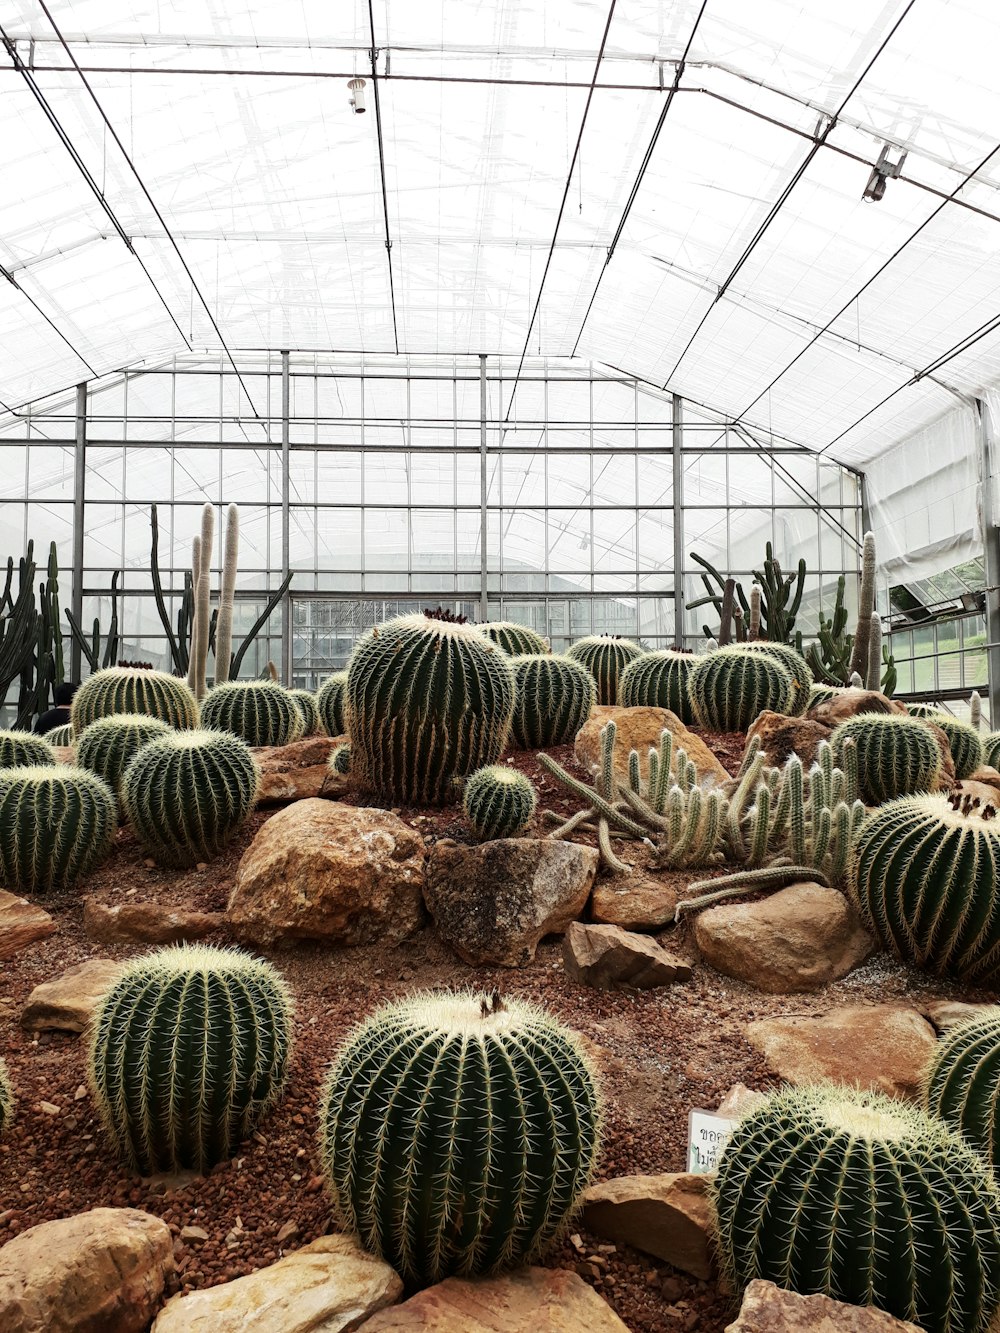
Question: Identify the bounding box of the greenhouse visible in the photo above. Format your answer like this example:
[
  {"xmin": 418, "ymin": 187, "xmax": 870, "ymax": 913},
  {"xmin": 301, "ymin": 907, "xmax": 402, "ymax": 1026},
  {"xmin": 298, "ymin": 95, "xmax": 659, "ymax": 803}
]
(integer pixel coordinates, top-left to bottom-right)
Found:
[{"xmin": 1, "ymin": 2, "xmax": 1000, "ymax": 1331}]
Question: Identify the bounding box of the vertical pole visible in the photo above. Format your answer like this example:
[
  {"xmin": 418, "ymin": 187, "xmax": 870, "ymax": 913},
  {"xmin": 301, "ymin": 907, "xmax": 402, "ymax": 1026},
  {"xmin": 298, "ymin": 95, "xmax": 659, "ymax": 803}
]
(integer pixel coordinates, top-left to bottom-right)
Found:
[
  {"xmin": 281, "ymin": 350, "xmax": 292, "ymax": 684},
  {"xmin": 71, "ymin": 381, "xmax": 87, "ymax": 681},
  {"xmin": 479, "ymin": 354, "xmax": 489, "ymax": 622},
  {"xmin": 671, "ymin": 393, "xmax": 685, "ymax": 648},
  {"xmin": 979, "ymin": 400, "xmax": 1000, "ymax": 724}
]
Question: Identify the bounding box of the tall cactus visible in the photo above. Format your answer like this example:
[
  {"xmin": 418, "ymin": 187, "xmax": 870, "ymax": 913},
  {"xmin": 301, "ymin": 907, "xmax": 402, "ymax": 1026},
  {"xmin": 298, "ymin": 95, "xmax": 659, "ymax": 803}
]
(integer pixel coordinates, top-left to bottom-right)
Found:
[
  {"xmin": 214, "ymin": 504, "xmax": 239, "ymax": 686},
  {"xmin": 0, "ymin": 1057, "xmax": 13, "ymax": 1137},
  {"xmin": 866, "ymin": 611, "xmax": 883, "ymax": 690},
  {"xmin": 201, "ymin": 680, "xmax": 305, "ymax": 748},
  {"xmin": 71, "ymin": 667, "xmax": 199, "ymax": 735},
  {"xmin": 187, "ymin": 504, "xmax": 215, "ymax": 701},
  {"xmin": 463, "ymin": 765, "xmax": 537, "ymax": 840},
  {"xmin": 923, "ymin": 1008, "xmax": 1000, "ymax": 1170},
  {"xmin": 618, "ymin": 650, "xmax": 696, "ymax": 721},
  {"xmin": 565, "ymin": 634, "xmax": 643, "ymax": 706},
  {"xmin": 88, "ymin": 944, "xmax": 293, "ymax": 1173},
  {"xmin": 319, "ymin": 991, "xmax": 600, "ymax": 1283},
  {"xmin": 0, "ymin": 766, "xmax": 116, "ymax": 892},
  {"xmin": 478, "ymin": 621, "xmax": 549, "ymax": 656},
  {"xmin": 0, "ymin": 730, "xmax": 55, "ymax": 769},
  {"xmin": 689, "ymin": 646, "xmax": 795, "ymax": 731},
  {"xmin": 971, "ymin": 690, "xmax": 983, "ymax": 733},
  {"xmin": 510, "ymin": 654, "xmax": 595, "ymax": 749},
  {"xmin": 76, "ymin": 714, "xmax": 173, "ymax": 796},
  {"xmin": 289, "ymin": 688, "xmax": 321, "ymax": 736},
  {"xmin": 830, "ymin": 713, "xmax": 942, "ymax": 804},
  {"xmin": 317, "ymin": 671, "xmax": 349, "ymax": 737},
  {"xmin": 848, "ymin": 530, "xmax": 877, "ymax": 679}
]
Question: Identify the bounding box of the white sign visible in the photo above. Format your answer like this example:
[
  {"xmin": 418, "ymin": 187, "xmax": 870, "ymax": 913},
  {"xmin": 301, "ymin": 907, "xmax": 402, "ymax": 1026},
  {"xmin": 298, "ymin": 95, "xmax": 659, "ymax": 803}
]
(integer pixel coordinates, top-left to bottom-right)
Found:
[{"xmin": 687, "ymin": 1108, "xmax": 738, "ymax": 1174}]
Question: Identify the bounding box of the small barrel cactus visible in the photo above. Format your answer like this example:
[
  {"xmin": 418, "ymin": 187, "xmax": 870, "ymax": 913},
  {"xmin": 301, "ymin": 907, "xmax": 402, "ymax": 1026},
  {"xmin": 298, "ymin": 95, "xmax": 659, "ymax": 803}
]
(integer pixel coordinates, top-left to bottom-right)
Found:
[
  {"xmin": 76, "ymin": 714, "xmax": 173, "ymax": 796},
  {"xmin": 851, "ymin": 792, "xmax": 1000, "ymax": 983},
  {"xmin": 565, "ymin": 634, "xmax": 643, "ymax": 706},
  {"xmin": 741, "ymin": 641, "xmax": 812, "ymax": 715},
  {"xmin": 907, "ymin": 702, "xmax": 942, "ymax": 719},
  {"xmin": 924, "ymin": 1008, "xmax": 1000, "ymax": 1169},
  {"xmin": 464, "ymin": 765, "xmax": 537, "ymax": 840},
  {"xmin": 317, "ymin": 671, "xmax": 348, "ymax": 736},
  {"xmin": 201, "ymin": 680, "xmax": 305, "ymax": 748},
  {"xmin": 0, "ymin": 766, "xmax": 115, "ymax": 892},
  {"xmin": 88, "ymin": 944, "xmax": 294, "ymax": 1173},
  {"xmin": 478, "ymin": 621, "xmax": 549, "ymax": 656},
  {"xmin": 830, "ymin": 713, "xmax": 942, "ymax": 804},
  {"xmin": 984, "ymin": 731, "xmax": 1000, "ymax": 770},
  {"xmin": 319, "ymin": 991, "xmax": 600, "ymax": 1284},
  {"xmin": 926, "ymin": 713, "xmax": 984, "ymax": 780},
  {"xmin": 0, "ymin": 730, "xmax": 55, "ymax": 769},
  {"xmin": 121, "ymin": 730, "xmax": 259, "ymax": 868},
  {"xmin": 71, "ymin": 667, "xmax": 199, "ymax": 735},
  {"xmin": 46, "ymin": 723, "xmax": 73, "ymax": 747},
  {"xmin": 618, "ymin": 650, "xmax": 696, "ymax": 721},
  {"xmin": 329, "ymin": 742, "xmax": 352, "ymax": 775},
  {"xmin": 510, "ymin": 653, "xmax": 595, "ymax": 749},
  {"xmin": 0, "ymin": 1056, "xmax": 13, "ymax": 1137},
  {"xmin": 288, "ymin": 688, "xmax": 321, "ymax": 736},
  {"xmin": 689, "ymin": 645, "xmax": 794, "ymax": 732}
]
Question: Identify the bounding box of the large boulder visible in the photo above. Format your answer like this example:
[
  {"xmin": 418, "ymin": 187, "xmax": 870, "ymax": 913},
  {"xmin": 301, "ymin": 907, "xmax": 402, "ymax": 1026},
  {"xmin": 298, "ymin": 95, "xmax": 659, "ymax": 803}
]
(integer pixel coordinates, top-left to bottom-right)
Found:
[
  {"xmin": 151, "ymin": 1234, "xmax": 401, "ymax": 1332},
  {"xmin": 806, "ymin": 691, "xmax": 906, "ymax": 726},
  {"xmin": 693, "ymin": 882, "xmax": 873, "ymax": 993},
  {"xmin": 582, "ymin": 1173, "xmax": 713, "ymax": 1279},
  {"xmin": 576, "ymin": 706, "xmax": 728, "ymax": 788},
  {"xmin": 252, "ymin": 735, "xmax": 347, "ymax": 805},
  {"xmin": 0, "ymin": 891, "xmax": 55, "ymax": 960},
  {"xmin": 725, "ymin": 1280, "xmax": 926, "ymax": 1331},
  {"xmin": 0, "ymin": 1207, "xmax": 174, "ymax": 1333},
  {"xmin": 562, "ymin": 921, "xmax": 691, "ymax": 989},
  {"xmin": 228, "ymin": 799, "xmax": 425, "ymax": 948},
  {"xmin": 590, "ymin": 877, "xmax": 678, "ymax": 931},
  {"xmin": 21, "ymin": 958, "xmax": 125, "ymax": 1034},
  {"xmin": 83, "ymin": 899, "xmax": 224, "ymax": 946},
  {"xmin": 746, "ymin": 711, "xmax": 831, "ymax": 770},
  {"xmin": 424, "ymin": 839, "xmax": 597, "ymax": 967}
]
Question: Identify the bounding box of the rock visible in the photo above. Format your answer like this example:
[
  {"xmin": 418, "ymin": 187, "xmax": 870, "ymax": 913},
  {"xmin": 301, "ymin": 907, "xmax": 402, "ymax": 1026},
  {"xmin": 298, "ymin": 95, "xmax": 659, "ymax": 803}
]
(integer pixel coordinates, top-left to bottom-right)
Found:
[
  {"xmin": 693, "ymin": 882, "xmax": 873, "ymax": 993},
  {"xmin": 83, "ymin": 898, "xmax": 224, "ymax": 946},
  {"xmin": 717, "ymin": 1083, "xmax": 766, "ymax": 1118},
  {"xmin": 725, "ymin": 1279, "xmax": 926, "ymax": 1331},
  {"xmin": 424, "ymin": 839, "xmax": 597, "ymax": 967},
  {"xmin": 0, "ymin": 891, "xmax": 55, "ymax": 960},
  {"xmin": 582, "ymin": 1173, "xmax": 713, "ymax": 1279},
  {"xmin": 562, "ymin": 921, "xmax": 691, "ymax": 989},
  {"xmin": 228, "ymin": 799, "xmax": 425, "ymax": 948},
  {"xmin": 917, "ymin": 998, "xmax": 999, "ymax": 1031},
  {"xmin": 0, "ymin": 1207, "xmax": 173, "ymax": 1333},
  {"xmin": 590, "ymin": 877, "xmax": 679, "ymax": 931},
  {"xmin": 153, "ymin": 1234, "xmax": 400, "ymax": 1332},
  {"xmin": 359, "ymin": 1266, "xmax": 630, "ymax": 1331},
  {"xmin": 746, "ymin": 1005, "xmax": 937, "ymax": 1100},
  {"xmin": 252, "ymin": 735, "xmax": 347, "ymax": 804},
  {"xmin": 807, "ymin": 690, "xmax": 907, "ymax": 726},
  {"xmin": 180, "ymin": 1226, "xmax": 209, "ymax": 1243},
  {"xmin": 20, "ymin": 958, "xmax": 125, "ymax": 1034},
  {"xmin": 576, "ymin": 706, "xmax": 728, "ymax": 789},
  {"xmin": 968, "ymin": 764, "xmax": 1000, "ymax": 793},
  {"xmin": 746, "ymin": 711, "xmax": 831, "ymax": 770}
]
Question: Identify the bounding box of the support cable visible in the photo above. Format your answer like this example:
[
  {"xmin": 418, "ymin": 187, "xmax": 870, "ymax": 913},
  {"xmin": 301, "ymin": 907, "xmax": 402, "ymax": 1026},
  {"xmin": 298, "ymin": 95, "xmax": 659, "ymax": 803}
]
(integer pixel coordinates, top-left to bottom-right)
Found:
[{"xmin": 367, "ymin": 1, "xmax": 399, "ymax": 354}]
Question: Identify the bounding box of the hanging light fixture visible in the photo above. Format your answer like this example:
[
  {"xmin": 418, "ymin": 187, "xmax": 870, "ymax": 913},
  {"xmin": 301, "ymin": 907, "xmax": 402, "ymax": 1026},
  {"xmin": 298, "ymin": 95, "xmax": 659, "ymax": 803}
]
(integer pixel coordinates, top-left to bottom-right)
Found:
[
  {"xmin": 863, "ymin": 143, "xmax": 907, "ymax": 202},
  {"xmin": 348, "ymin": 77, "xmax": 367, "ymax": 115}
]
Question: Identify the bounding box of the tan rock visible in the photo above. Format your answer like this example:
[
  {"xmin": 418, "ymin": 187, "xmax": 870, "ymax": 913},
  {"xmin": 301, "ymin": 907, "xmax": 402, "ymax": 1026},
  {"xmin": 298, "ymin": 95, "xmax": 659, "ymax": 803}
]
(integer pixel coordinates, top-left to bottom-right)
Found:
[
  {"xmin": 969, "ymin": 764, "xmax": 1000, "ymax": 792},
  {"xmin": 590, "ymin": 877, "xmax": 679, "ymax": 931},
  {"xmin": 152, "ymin": 1234, "xmax": 401, "ymax": 1332},
  {"xmin": 807, "ymin": 690, "xmax": 907, "ymax": 726},
  {"xmin": 582, "ymin": 1172, "xmax": 713, "ymax": 1279},
  {"xmin": 83, "ymin": 898, "xmax": 224, "ymax": 946},
  {"xmin": 252, "ymin": 735, "xmax": 347, "ymax": 804},
  {"xmin": 21, "ymin": 958, "xmax": 125, "ymax": 1034},
  {"xmin": 0, "ymin": 891, "xmax": 55, "ymax": 960},
  {"xmin": 563, "ymin": 921, "xmax": 691, "ymax": 989},
  {"xmin": 746, "ymin": 711, "xmax": 831, "ymax": 770},
  {"xmin": 576, "ymin": 706, "xmax": 728, "ymax": 789},
  {"xmin": 0, "ymin": 1207, "xmax": 173, "ymax": 1333},
  {"xmin": 917, "ymin": 998, "xmax": 1000, "ymax": 1031},
  {"xmin": 359, "ymin": 1266, "xmax": 630, "ymax": 1330},
  {"xmin": 693, "ymin": 883, "xmax": 873, "ymax": 993},
  {"xmin": 717, "ymin": 1083, "xmax": 766, "ymax": 1118},
  {"xmin": 229, "ymin": 800, "xmax": 425, "ymax": 948},
  {"xmin": 425, "ymin": 839, "xmax": 597, "ymax": 967},
  {"xmin": 746, "ymin": 1005, "xmax": 937, "ymax": 1100},
  {"xmin": 725, "ymin": 1279, "xmax": 926, "ymax": 1331}
]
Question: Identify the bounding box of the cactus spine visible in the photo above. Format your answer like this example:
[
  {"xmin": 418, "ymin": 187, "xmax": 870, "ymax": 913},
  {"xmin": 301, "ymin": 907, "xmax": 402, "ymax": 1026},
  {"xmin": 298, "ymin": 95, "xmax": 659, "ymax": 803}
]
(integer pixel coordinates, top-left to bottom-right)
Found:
[
  {"xmin": 925, "ymin": 713, "xmax": 984, "ymax": 780},
  {"xmin": 740, "ymin": 641, "xmax": 811, "ymax": 715},
  {"xmin": 201, "ymin": 680, "xmax": 305, "ymax": 747},
  {"xmin": 565, "ymin": 635, "xmax": 643, "ymax": 706},
  {"xmin": 317, "ymin": 671, "xmax": 349, "ymax": 737},
  {"xmin": 0, "ymin": 766, "xmax": 115, "ymax": 891},
  {"xmin": 618, "ymin": 650, "xmax": 696, "ymax": 721},
  {"xmin": 0, "ymin": 1057, "xmax": 12, "ymax": 1136},
  {"xmin": 0, "ymin": 730, "xmax": 55, "ymax": 769},
  {"xmin": 88, "ymin": 944, "xmax": 293, "ymax": 1173},
  {"xmin": 71, "ymin": 667, "xmax": 199, "ymax": 735},
  {"xmin": 848, "ymin": 530, "xmax": 877, "ymax": 679},
  {"xmin": 464, "ymin": 765, "xmax": 537, "ymax": 840},
  {"xmin": 76, "ymin": 714, "xmax": 173, "ymax": 796},
  {"xmin": 478, "ymin": 621, "xmax": 549, "ymax": 656},
  {"xmin": 831, "ymin": 713, "xmax": 942, "ymax": 804},
  {"xmin": 510, "ymin": 653, "xmax": 595, "ymax": 749},
  {"xmin": 319, "ymin": 991, "xmax": 600, "ymax": 1283},
  {"xmin": 214, "ymin": 503, "xmax": 239, "ymax": 686},
  {"xmin": 923, "ymin": 1008, "xmax": 1000, "ymax": 1170},
  {"xmin": 714, "ymin": 1083, "xmax": 1000, "ymax": 1333},
  {"xmin": 288, "ymin": 688, "xmax": 320, "ymax": 736},
  {"xmin": 689, "ymin": 646, "xmax": 795, "ymax": 732}
]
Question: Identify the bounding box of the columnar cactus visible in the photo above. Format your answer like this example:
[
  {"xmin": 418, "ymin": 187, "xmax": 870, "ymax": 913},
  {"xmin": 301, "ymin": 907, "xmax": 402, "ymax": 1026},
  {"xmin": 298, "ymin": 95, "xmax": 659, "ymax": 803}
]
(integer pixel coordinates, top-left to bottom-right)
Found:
[
  {"xmin": 0, "ymin": 766, "xmax": 115, "ymax": 892},
  {"xmin": 851, "ymin": 792, "xmax": 1000, "ymax": 983},
  {"xmin": 121, "ymin": 730, "xmax": 259, "ymax": 867},
  {"xmin": 88, "ymin": 944, "xmax": 293, "ymax": 1173},
  {"xmin": 0, "ymin": 1056, "xmax": 14, "ymax": 1137},
  {"xmin": 618, "ymin": 650, "xmax": 696, "ymax": 721},
  {"xmin": 741, "ymin": 641, "xmax": 811, "ymax": 714},
  {"xmin": 925, "ymin": 713, "xmax": 984, "ymax": 779},
  {"xmin": 510, "ymin": 653, "xmax": 595, "ymax": 748},
  {"xmin": 201, "ymin": 680, "xmax": 305, "ymax": 748},
  {"xmin": 714, "ymin": 1083, "xmax": 1000, "ymax": 1333},
  {"xmin": 319, "ymin": 991, "xmax": 600, "ymax": 1283},
  {"xmin": 317, "ymin": 671, "xmax": 348, "ymax": 737},
  {"xmin": 923, "ymin": 1009, "xmax": 1000, "ymax": 1169},
  {"xmin": 76, "ymin": 714, "xmax": 172, "ymax": 796},
  {"xmin": 71, "ymin": 667, "xmax": 199, "ymax": 735},
  {"xmin": 346, "ymin": 612, "xmax": 515, "ymax": 805},
  {"xmin": 464, "ymin": 765, "xmax": 537, "ymax": 840},
  {"xmin": 830, "ymin": 714, "xmax": 942, "ymax": 804},
  {"xmin": 689, "ymin": 646, "xmax": 795, "ymax": 732},
  {"xmin": 0, "ymin": 730, "xmax": 55, "ymax": 769},
  {"xmin": 566, "ymin": 634, "xmax": 643, "ymax": 705},
  {"xmin": 478, "ymin": 621, "xmax": 549, "ymax": 656},
  {"xmin": 289, "ymin": 688, "xmax": 321, "ymax": 736}
]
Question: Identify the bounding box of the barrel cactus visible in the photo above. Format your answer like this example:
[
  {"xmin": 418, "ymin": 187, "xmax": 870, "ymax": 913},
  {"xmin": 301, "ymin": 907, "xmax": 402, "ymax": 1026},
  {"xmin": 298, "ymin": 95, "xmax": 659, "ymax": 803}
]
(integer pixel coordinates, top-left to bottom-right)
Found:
[
  {"xmin": 346, "ymin": 611, "xmax": 515, "ymax": 805},
  {"xmin": 201, "ymin": 680, "xmax": 305, "ymax": 748},
  {"xmin": 464, "ymin": 765, "xmax": 537, "ymax": 840},
  {"xmin": 319, "ymin": 991, "xmax": 600, "ymax": 1284},
  {"xmin": 0, "ymin": 766, "xmax": 115, "ymax": 892},
  {"xmin": 984, "ymin": 732, "xmax": 1000, "ymax": 770},
  {"xmin": 0, "ymin": 1057, "xmax": 13, "ymax": 1137},
  {"xmin": 289, "ymin": 688, "xmax": 321, "ymax": 736},
  {"xmin": 317, "ymin": 671, "xmax": 348, "ymax": 736},
  {"xmin": 566, "ymin": 634, "xmax": 643, "ymax": 706},
  {"xmin": 329, "ymin": 742, "xmax": 352, "ymax": 776},
  {"xmin": 924, "ymin": 1008, "xmax": 1000, "ymax": 1169},
  {"xmin": 71, "ymin": 667, "xmax": 198, "ymax": 735},
  {"xmin": 741, "ymin": 641, "xmax": 811, "ymax": 714},
  {"xmin": 510, "ymin": 653, "xmax": 595, "ymax": 749},
  {"xmin": 121, "ymin": 729, "xmax": 259, "ymax": 868},
  {"xmin": 926, "ymin": 713, "xmax": 984, "ymax": 779},
  {"xmin": 714, "ymin": 1083, "xmax": 1000, "ymax": 1333},
  {"xmin": 0, "ymin": 730, "xmax": 54, "ymax": 769},
  {"xmin": 478, "ymin": 621, "xmax": 548, "ymax": 656},
  {"xmin": 618, "ymin": 650, "xmax": 696, "ymax": 721},
  {"xmin": 76, "ymin": 714, "xmax": 173, "ymax": 796},
  {"xmin": 47, "ymin": 723, "xmax": 73, "ymax": 747},
  {"xmin": 689, "ymin": 645, "xmax": 795, "ymax": 732},
  {"xmin": 88, "ymin": 944, "xmax": 293, "ymax": 1173},
  {"xmin": 830, "ymin": 713, "xmax": 942, "ymax": 804},
  {"xmin": 907, "ymin": 702, "xmax": 942, "ymax": 719}
]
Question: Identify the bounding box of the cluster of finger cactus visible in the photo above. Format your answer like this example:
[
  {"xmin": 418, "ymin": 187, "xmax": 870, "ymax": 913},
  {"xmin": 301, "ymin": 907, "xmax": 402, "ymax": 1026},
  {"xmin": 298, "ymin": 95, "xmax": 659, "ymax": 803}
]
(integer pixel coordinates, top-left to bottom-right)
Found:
[
  {"xmin": 463, "ymin": 765, "xmax": 537, "ymax": 840},
  {"xmin": 689, "ymin": 645, "xmax": 795, "ymax": 731},
  {"xmin": 509, "ymin": 653, "xmax": 595, "ymax": 748},
  {"xmin": 0, "ymin": 766, "xmax": 116, "ymax": 891},
  {"xmin": 0, "ymin": 1057, "xmax": 13, "ymax": 1137},
  {"xmin": 714, "ymin": 1083, "xmax": 1000, "ymax": 1333},
  {"xmin": 346, "ymin": 612, "xmax": 515, "ymax": 805},
  {"xmin": 121, "ymin": 730, "xmax": 259, "ymax": 867},
  {"xmin": 289, "ymin": 688, "xmax": 321, "ymax": 736},
  {"xmin": 317, "ymin": 671, "xmax": 348, "ymax": 736},
  {"xmin": 71, "ymin": 667, "xmax": 199, "ymax": 735},
  {"xmin": 0, "ymin": 730, "xmax": 54, "ymax": 769},
  {"xmin": 319, "ymin": 991, "xmax": 600, "ymax": 1283},
  {"xmin": 478, "ymin": 621, "xmax": 549, "ymax": 656},
  {"xmin": 924, "ymin": 1009, "xmax": 1000, "ymax": 1170},
  {"xmin": 925, "ymin": 713, "xmax": 984, "ymax": 779},
  {"xmin": 201, "ymin": 680, "xmax": 305, "ymax": 748},
  {"xmin": 618, "ymin": 650, "xmax": 696, "ymax": 722},
  {"xmin": 88, "ymin": 945, "xmax": 294, "ymax": 1173},
  {"xmin": 76, "ymin": 714, "xmax": 172, "ymax": 796},
  {"xmin": 741, "ymin": 641, "xmax": 811, "ymax": 714},
  {"xmin": 565, "ymin": 634, "xmax": 643, "ymax": 706},
  {"xmin": 831, "ymin": 713, "xmax": 942, "ymax": 804}
]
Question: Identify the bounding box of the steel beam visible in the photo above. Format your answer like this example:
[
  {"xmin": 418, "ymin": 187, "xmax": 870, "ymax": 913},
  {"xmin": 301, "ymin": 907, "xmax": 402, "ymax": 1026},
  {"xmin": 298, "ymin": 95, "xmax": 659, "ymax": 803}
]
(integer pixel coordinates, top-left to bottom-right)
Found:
[
  {"xmin": 479, "ymin": 354, "xmax": 489, "ymax": 621},
  {"xmin": 70, "ymin": 381, "xmax": 87, "ymax": 681},
  {"xmin": 979, "ymin": 399, "xmax": 1000, "ymax": 724},
  {"xmin": 672, "ymin": 393, "xmax": 685, "ymax": 647},
  {"xmin": 280, "ymin": 350, "xmax": 292, "ymax": 683}
]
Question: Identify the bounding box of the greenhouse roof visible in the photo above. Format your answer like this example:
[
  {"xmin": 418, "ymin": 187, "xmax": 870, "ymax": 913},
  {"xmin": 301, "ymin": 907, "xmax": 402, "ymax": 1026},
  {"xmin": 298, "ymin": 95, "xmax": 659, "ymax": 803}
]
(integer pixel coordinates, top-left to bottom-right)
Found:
[{"xmin": 1, "ymin": 0, "xmax": 999, "ymax": 464}]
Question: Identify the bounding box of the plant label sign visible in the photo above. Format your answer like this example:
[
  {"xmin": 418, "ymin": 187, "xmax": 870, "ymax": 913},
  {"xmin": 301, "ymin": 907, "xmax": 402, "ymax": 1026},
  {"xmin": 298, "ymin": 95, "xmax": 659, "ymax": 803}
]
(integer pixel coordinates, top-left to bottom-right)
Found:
[{"xmin": 687, "ymin": 1109, "xmax": 738, "ymax": 1173}]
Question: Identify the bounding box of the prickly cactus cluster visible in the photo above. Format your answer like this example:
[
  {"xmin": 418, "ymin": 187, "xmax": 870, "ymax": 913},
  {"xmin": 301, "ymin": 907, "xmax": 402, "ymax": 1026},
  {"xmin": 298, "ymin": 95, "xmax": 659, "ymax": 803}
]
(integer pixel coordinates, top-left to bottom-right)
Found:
[
  {"xmin": 76, "ymin": 713, "xmax": 172, "ymax": 796},
  {"xmin": 201, "ymin": 680, "xmax": 305, "ymax": 748},
  {"xmin": 509, "ymin": 653, "xmax": 595, "ymax": 749},
  {"xmin": 566, "ymin": 634, "xmax": 643, "ymax": 706},
  {"xmin": 0, "ymin": 766, "xmax": 116, "ymax": 892},
  {"xmin": 0, "ymin": 730, "xmax": 54, "ymax": 769},
  {"xmin": 317, "ymin": 672, "xmax": 349, "ymax": 736},
  {"xmin": 831, "ymin": 713, "xmax": 942, "ymax": 804},
  {"xmin": 618, "ymin": 650, "xmax": 696, "ymax": 721},
  {"xmin": 463, "ymin": 764, "xmax": 537, "ymax": 840},
  {"xmin": 689, "ymin": 645, "xmax": 795, "ymax": 732},
  {"xmin": 478, "ymin": 621, "xmax": 549, "ymax": 656},
  {"xmin": 71, "ymin": 667, "xmax": 199, "ymax": 735}
]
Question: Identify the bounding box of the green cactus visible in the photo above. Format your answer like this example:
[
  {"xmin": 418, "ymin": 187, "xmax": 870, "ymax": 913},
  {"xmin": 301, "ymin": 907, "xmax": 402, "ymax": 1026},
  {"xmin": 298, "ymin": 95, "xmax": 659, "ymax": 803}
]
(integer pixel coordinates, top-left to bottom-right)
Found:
[
  {"xmin": 0, "ymin": 1056, "xmax": 13, "ymax": 1137},
  {"xmin": 509, "ymin": 653, "xmax": 595, "ymax": 749},
  {"xmin": 830, "ymin": 713, "xmax": 942, "ymax": 804},
  {"xmin": 0, "ymin": 766, "xmax": 115, "ymax": 892},
  {"xmin": 565, "ymin": 634, "xmax": 643, "ymax": 706},
  {"xmin": 289, "ymin": 688, "xmax": 321, "ymax": 736},
  {"xmin": 201, "ymin": 680, "xmax": 305, "ymax": 748},
  {"xmin": 907, "ymin": 702, "xmax": 943, "ymax": 719},
  {"xmin": 46, "ymin": 723, "xmax": 73, "ymax": 748},
  {"xmin": 0, "ymin": 730, "xmax": 55, "ymax": 769},
  {"xmin": 808, "ymin": 682, "xmax": 844, "ymax": 708},
  {"xmin": 88, "ymin": 944, "xmax": 293, "ymax": 1174},
  {"xmin": 464, "ymin": 765, "xmax": 537, "ymax": 840},
  {"xmin": 346, "ymin": 612, "xmax": 515, "ymax": 806},
  {"xmin": 478, "ymin": 621, "xmax": 549, "ymax": 656},
  {"xmin": 71, "ymin": 667, "xmax": 199, "ymax": 736},
  {"xmin": 713, "ymin": 1083, "xmax": 1000, "ymax": 1333},
  {"xmin": 76, "ymin": 714, "xmax": 173, "ymax": 796},
  {"xmin": 985, "ymin": 732, "xmax": 1000, "ymax": 771},
  {"xmin": 924, "ymin": 713, "xmax": 984, "ymax": 779},
  {"xmin": 121, "ymin": 730, "xmax": 259, "ymax": 868},
  {"xmin": 740, "ymin": 641, "xmax": 812, "ymax": 715},
  {"xmin": 689, "ymin": 645, "xmax": 795, "ymax": 732},
  {"xmin": 618, "ymin": 650, "xmax": 697, "ymax": 721},
  {"xmin": 316, "ymin": 671, "xmax": 349, "ymax": 737},
  {"xmin": 923, "ymin": 1008, "xmax": 1000, "ymax": 1170},
  {"xmin": 319, "ymin": 990, "xmax": 600, "ymax": 1284},
  {"xmin": 329, "ymin": 742, "xmax": 352, "ymax": 776}
]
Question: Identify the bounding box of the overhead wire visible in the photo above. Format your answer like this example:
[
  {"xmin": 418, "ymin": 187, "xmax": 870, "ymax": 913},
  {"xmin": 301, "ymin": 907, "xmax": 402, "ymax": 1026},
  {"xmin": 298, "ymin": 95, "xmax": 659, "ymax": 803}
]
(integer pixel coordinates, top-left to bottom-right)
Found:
[{"xmin": 367, "ymin": 0, "xmax": 400, "ymax": 355}]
